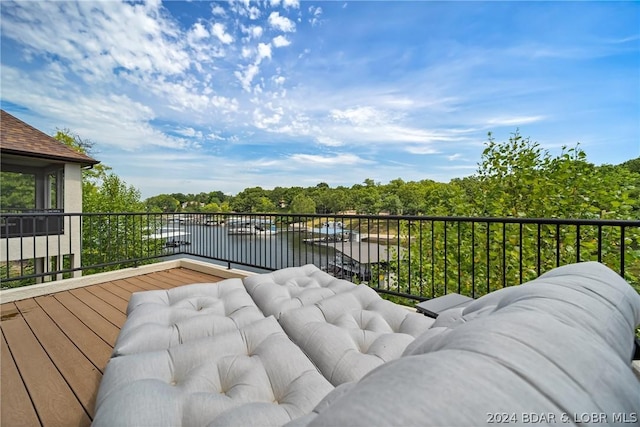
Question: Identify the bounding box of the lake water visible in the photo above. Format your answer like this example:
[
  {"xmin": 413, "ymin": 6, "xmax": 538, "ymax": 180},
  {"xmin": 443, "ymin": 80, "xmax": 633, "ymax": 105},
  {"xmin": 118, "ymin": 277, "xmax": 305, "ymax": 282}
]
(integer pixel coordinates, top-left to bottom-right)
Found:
[{"xmin": 168, "ymin": 224, "xmax": 339, "ymax": 273}]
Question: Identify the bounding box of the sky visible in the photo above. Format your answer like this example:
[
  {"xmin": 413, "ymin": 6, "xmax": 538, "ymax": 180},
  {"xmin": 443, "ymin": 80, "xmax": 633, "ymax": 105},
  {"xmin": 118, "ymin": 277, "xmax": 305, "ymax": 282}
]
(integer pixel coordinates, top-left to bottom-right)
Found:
[{"xmin": 1, "ymin": 1, "xmax": 639, "ymax": 199}]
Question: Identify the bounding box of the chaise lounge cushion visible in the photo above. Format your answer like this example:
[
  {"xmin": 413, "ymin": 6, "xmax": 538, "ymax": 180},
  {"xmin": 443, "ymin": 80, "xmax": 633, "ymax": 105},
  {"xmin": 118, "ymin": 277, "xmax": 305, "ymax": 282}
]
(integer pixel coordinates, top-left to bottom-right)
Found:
[
  {"xmin": 413, "ymin": 261, "xmax": 640, "ymax": 362},
  {"xmin": 94, "ymin": 316, "xmax": 334, "ymax": 427},
  {"xmin": 289, "ymin": 262, "xmax": 640, "ymax": 426},
  {"xmin": 279, "ymin": 284, "xmax": 435, "ymax": 385},
  {"xmin": 113, "ymin": 278, "xmax": 265, "ymax": 356},
  {"xmin": 243, "ymin": 264, "xmax": 356, "ymax": 319}
]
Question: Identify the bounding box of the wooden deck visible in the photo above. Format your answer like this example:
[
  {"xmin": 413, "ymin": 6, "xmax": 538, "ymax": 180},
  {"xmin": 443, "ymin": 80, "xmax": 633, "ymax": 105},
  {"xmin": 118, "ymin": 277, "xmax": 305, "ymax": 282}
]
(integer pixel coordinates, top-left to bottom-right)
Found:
[{"xmin": 1, "ymin": 267, "xmax": 224, "ymax": 427}]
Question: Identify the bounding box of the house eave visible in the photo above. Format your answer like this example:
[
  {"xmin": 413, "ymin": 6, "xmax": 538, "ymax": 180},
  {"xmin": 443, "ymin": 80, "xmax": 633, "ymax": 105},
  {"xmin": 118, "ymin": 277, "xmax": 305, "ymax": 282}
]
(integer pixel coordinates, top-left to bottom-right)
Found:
[{"xmin": 0, "ymin": 148, "xmax": 101, "ymax": 168}]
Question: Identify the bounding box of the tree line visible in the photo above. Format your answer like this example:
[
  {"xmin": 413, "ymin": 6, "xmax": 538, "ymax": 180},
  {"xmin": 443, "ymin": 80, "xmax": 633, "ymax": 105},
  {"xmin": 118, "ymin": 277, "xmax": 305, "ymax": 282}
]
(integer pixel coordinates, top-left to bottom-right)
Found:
[
  {"xmin": 4, "ymin": 129, "xmax": 636, "ymax": 221},
  {"xmin": 146, "ymin": 133, "xmax": 640, "ymax": 221}
]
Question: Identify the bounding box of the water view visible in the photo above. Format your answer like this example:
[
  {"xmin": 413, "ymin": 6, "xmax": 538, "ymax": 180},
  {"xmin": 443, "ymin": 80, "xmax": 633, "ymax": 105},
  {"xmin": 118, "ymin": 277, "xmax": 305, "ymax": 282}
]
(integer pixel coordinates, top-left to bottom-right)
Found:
[{"xmin": 166, "ymin": 223, "xmax": 342, "ymax": 273}]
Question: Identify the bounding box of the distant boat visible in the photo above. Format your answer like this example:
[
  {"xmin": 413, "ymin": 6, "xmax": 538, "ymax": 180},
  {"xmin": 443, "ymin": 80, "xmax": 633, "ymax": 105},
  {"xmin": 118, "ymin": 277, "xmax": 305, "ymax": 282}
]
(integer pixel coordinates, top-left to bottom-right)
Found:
[
  {"xmin": 303, "ymin": 221, "xmax": 356, "ymax": 244},
  {"xmin": 253, "ymin": 222, "xmax": 278, "ymax": 236},
  {"xmin": 148, "ymin": 228, "xmax": 191, "ymax": 247},
  {"xmin": 227, "ymin": 218, "xmax": 277, "ymax": 236}
]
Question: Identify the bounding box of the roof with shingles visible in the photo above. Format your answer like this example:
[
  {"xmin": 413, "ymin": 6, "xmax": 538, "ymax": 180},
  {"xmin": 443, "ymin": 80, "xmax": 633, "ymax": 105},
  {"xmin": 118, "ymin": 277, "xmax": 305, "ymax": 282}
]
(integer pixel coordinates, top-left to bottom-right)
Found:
[{"xmin": 0, "ymin": 110, "xmax": 99, "ymax": 166}]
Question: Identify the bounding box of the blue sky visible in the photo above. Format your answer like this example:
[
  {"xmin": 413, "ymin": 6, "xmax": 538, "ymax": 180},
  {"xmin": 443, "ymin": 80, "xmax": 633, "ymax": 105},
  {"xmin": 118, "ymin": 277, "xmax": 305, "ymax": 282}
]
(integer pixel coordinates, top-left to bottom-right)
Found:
[{"xmin": 1, "ymin": 1, "xmax": 638, "ymax": 199}]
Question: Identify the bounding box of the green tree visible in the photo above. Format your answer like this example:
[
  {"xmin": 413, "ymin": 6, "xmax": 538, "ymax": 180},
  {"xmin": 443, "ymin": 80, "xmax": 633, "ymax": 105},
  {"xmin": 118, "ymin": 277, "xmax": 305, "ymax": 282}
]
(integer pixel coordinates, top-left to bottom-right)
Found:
[
  {"xmin": 82, "ymin": 174, "xmax": 144, "ymax": 212},
  {"xmin": 145, "ymin": 194, "xmax": 180, "ymax": 212},
  {"xmin": 619, "ymin": 157, "xmax": 640, "ymax": 174},
  {"xmin": 0, "ymin": 171, "xmax": 34, "ymax": 209},
  {"xmin": 381, "ymin": 194, "xmax": 403, "ymax": 215},
  {"xmin": 54, "ymin": 129, "xmax": 111, "ymax": 184},
  {"xmin": 395, "ymin": 181, "xmax": 429, "ymax": 215},
  {"xmin": 327, "ymin": 186, "xmax": 353, "ymax": 213},
  {"xmin": 290, "ymin": 194, "xmax": 316, "ymax": 214},
  {"xmin": 351, "ymin": 181, "xmax": 381, "ymax": 214},
  {"xmin": 253, "ymin": 196, "xmax": 276, "ymax": 213},
  {"xmin": 202, "ymin": 202, "xmax": 221, "ymax": 213},
  {"xmin": 231, "ymin": 187, "xmax": 269, "ymax": 212},
  {"xmin": 53, "ymin": 130, "xmax": 161, "ymax": 274},
  {"xmin": 387, "ymin": 132, "xmax": 640, "ymax": 297}
]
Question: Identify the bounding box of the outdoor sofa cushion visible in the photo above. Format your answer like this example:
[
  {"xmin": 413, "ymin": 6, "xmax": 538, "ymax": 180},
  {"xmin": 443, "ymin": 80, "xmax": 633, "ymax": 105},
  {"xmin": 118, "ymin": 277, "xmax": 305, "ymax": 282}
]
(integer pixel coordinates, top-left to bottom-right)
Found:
[
  {"xmin": 94, "ymin": 316, "xmax": 334, "ymax": 427},
  {"xmin": 288, "ymin": 261, "xmax": 640, "ymax": 426},
  {"xmin": 113, "ymin": 278, "xmax": 265, "ymax": 356},
  {"xmin": 279, "ymin": 284, "xmax": 435, "ymax": 385},
  {"xmin": 243, "ymin": 264, "xmax": 356, "ymax": 319}
]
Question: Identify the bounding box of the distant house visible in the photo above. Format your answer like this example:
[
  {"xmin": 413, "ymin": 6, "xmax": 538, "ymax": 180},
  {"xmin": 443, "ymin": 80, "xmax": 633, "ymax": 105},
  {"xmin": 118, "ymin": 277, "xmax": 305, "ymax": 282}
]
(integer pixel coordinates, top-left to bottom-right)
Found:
[
  {"xmin": 181, "ymin": 201, "xmax": 205, "ymax": 209},
  {"xmin": 0, "ymin": 110, "xmax": 99, "ymax": 281}
]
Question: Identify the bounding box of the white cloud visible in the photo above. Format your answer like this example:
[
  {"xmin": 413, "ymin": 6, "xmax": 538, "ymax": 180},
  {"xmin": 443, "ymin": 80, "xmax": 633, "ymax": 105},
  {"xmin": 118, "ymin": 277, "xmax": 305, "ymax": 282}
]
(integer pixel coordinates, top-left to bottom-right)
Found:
[
  {"xmin": 257, "ymin": 43, "xmax": 272, "ymax": 62},
  {"xmin": 283, "ymin": 0, "xmax": 300, "ymax": 9},
  {"xmin": 175, "ymin": 127, "xmax": 203, "ymax": 138},
  {"xmin": 268, "ymin": 12, "xmax": 296, "ymax": 32},
  {"xmin": 272, "ymin": 75, "xmax": 286, "ymax": 85},
  {"xmin": 330, "ymin": 106, "xmax": 385, "ymax": 126},
  {"xmin": 379, "ymin": 96, "xmax": 415, "ymax": 109},
  {"xmin": 211, "ymin": 95, "xmax": 239, "ymax": 112},
  {"xmin": 0, "ymin": 1, "xmax": 190, "ymax": 81},
  {"xmin": 298, "ymin": 48, "xmax": 311, "ymax": 59},
  {"xmin": 235, "ymin": 64, "xmax": 261, "ymax": 92},
  {"xmin": 211, "ymin": 22, "xmax": 233, "ymax": 44},
  {"xmin": 290, "ymin": 153, "xmax": 370, "ymax": 166},
  {"xmin": 1, "ymin": 67, "xmax": 194, "ymax": 152},
  {"xmin": 316, "ymin": 136, "xmax": 343, "ymax": 146},
  {"xmin": 189, "ymin": 22, "xmax": 209, "ymax": 41},
  {"xmin": 248, "ymin": 6, "xmax": 261, "ymax": 20},
  {"xmin": 308, "ymin": 6, "xmax": 323, "ymax": 26},
  {"xmin": 405, "ymin": 145, "xmax": 439, "ymax": 155},
  {"xmin": 0, "ymin": 0, "xmax": 246, "ymax": 124},
  {"xmin": 254, "ymin": 108, "xmax": 283, "ymax": 128},
  {"xmin": 273, "ymin": 35, "xmax": 291, "ymax": 47},
  {"xmin": 486, "ymin": 115, "xmax": 546, "ymax": 126},
  {"xmin": 251, "ymin": 26, "xmax": 263, "ymax": 39},
  {"xmin": 211, "ymin": 4, "xmax": 226, "ymax": 15},
  {"xmin": 234, "ymin": 40, "xmax": 273, "ymax": 92}
]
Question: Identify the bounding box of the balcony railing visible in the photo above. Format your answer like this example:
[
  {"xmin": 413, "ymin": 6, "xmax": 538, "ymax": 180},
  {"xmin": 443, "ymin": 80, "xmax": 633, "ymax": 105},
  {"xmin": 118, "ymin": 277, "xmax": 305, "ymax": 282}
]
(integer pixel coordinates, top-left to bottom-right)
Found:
[
  {"xmin": 0, "ymin": 209, "xmax": 64, "ymax": 238},
  {"xmin": 2, "ymin": 212, "xmax": 639, "ymax": 300}
]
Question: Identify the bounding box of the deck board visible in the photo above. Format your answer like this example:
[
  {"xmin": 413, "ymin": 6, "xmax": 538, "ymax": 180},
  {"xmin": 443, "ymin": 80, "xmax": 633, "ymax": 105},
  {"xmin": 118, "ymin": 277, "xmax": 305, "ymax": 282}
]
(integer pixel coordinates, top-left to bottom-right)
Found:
[
  {"xmin": 97, "ymin": 280, "xmax": 133, "ymax": 301},
  {"xmin": 1, "ymin": 301, "xmax": 92, "ymax": 427},
  {"xmin": 83, "ymin": 284, "xmax": 130, "ymax": 313},
  {"xmin": 1, "ymin": 328, "xmax": 41, "ymax": 427},
  {"xmin": 0, "ymin": 267, "xmax": 225, "ymax": 426},
  {"xmin": 129, "ymin": 274, "xmax": 171, "ymax": 291},
  {"xmin": 15, "ymin": 298, "xmax": 102, "ymax": 418},
  {"xmin": 114, "ymin": 275, "xmax": 162, "ymax": 292},
  {"xmin": 36, "ymin": 294, "xmax": 114, "ymax": 369},
  {"xmin": 69, "ymin": 287, "xmax": 128, "ymax": 323}
]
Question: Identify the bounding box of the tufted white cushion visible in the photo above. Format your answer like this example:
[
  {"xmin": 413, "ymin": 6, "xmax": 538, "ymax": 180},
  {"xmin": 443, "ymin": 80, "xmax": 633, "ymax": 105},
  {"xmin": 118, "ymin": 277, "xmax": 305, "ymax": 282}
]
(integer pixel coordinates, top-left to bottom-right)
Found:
[
  {"xmin": 113, "ymin": 278, "xmax": 265, "ymax": 356},
  {"xmin": 243, "ymin": 264, "xmax": 356, "ymax": 319},
  {"xmin": 94, "ymin": 316, "xmax": 335, "ymax": 427},
  {"xmin": 279, "ymin": 284, "xmax": 435, "ymax": 385},
  {"xmin": 285, "ymin": 262, "xmax": 640, "ymax": 426}
]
